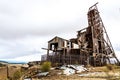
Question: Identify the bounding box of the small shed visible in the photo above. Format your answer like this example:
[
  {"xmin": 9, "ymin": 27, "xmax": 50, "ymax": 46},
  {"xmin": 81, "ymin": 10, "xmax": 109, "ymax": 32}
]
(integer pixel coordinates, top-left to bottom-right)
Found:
[{"xmin": 48, "ymin": 36, "xmax": 69, "ymax": 51}]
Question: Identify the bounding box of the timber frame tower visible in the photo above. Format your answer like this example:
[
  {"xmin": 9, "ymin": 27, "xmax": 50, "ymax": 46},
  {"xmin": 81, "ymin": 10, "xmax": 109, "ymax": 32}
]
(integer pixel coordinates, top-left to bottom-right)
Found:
[{"xmin": 85, "ymin": 3, "xmax": 119, "ymax": 66}]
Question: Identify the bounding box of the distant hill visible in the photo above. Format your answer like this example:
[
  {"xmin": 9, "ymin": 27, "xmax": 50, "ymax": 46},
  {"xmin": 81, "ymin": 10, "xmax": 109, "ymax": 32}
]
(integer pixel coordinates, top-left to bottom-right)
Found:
[
  {"xmin": 0, "ymin": 60, "xmax": 8, "ymax": 67},
  {"xmin": 0, "ymin": 60, "xmax": 27, "ymax": 64},
  {"xmin": 0, "ymin": 60, "xmax": 8, "ymax": 64},
  {"xmin": 8, "ymin": 61, "xmax": 27, "ymax": 64}
]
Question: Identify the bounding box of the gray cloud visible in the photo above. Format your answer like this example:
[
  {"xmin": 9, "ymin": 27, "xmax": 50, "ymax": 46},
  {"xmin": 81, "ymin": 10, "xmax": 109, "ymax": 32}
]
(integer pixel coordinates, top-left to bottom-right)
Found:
[
  {"xmin": 0, "ymin": 37, "xmax": 44, "ymax": 59},
  {"xmin": 0, "ymin": 0, "xmax": 120, "ymax": 61},
  {"xmin": 0, "ymin": 0, "xmax": 88, "ymax": 39}
]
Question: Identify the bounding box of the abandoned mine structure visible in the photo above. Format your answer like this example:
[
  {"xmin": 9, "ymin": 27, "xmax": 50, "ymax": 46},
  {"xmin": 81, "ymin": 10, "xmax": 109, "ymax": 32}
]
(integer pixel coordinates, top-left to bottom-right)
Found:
[{"xmin": 41, "ymin": 3, "xmax": 119, "ymax": 66}]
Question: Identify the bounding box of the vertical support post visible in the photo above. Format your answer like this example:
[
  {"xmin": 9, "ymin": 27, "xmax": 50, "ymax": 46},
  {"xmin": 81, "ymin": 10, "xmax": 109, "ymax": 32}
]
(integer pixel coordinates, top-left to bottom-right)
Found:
[
  {"xmin": 63, "ymin": 48, "xmax": 65, "ymax": 65},
  {"xmin": 47, "ymin": 49, "xmax": 49, "ymax": 61},
  {"xmin": 7, "ymin": 65, "xmax": 9, "ymax": 79},
  {"xmin": 87, "ymin": 54, "xmax": 90, "ymax": 66}
]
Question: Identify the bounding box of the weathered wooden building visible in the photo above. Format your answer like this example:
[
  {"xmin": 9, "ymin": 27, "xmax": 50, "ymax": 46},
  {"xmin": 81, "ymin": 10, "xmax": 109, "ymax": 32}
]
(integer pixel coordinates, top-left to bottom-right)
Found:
[{"xmin": 41, "ymin": 3, "xmax": 119, "ymax": 66}]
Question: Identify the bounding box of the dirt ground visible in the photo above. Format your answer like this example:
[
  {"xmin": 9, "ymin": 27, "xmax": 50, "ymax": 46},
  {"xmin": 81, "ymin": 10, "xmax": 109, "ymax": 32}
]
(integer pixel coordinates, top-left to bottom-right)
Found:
[
  {"xmin": 31, "ymin": 66, "xmax": 120, "ymax": 80},
  {"xmin": 34, "ymin": 74, "xmax": 108, "ymax": 80},
  {"xmin": 0, "ymin": 65, "xmax": 120, "ymax": 80}
]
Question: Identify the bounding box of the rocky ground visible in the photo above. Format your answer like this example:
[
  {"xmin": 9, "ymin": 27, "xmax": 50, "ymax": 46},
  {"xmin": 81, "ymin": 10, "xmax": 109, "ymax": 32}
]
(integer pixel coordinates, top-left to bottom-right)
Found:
[
  {"xmin": 0, "ymin": 64, "xmax": 120, "ymax": 80},
  {"xmin": 30, "ymin": 65, "xmax": 120, "ymax": 80}
]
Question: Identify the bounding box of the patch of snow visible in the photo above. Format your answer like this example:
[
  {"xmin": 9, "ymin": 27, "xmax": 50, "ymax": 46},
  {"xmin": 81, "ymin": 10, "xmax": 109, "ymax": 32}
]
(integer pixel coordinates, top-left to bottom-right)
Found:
[
  {"xmin": 37, "ymin": 72, "xmax": 49, "ymax": 76},
  {"xmin": 63, "ymin": 67, "xmax": 75, "ymax": 76},
  {"xmin": 24, "ymin": 78, "xmax": 32, "ymax": 80},
  {"xmin": 60, "ymin": 65, "xmax": 87, "ymax": 75}
]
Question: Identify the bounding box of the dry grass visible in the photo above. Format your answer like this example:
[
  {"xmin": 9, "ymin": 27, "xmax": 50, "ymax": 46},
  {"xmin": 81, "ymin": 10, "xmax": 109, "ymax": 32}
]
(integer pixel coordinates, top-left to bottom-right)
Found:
[
  {"xmin": 32, "ymin": 65, "xmax": 120, "ymax": 80},
  {"xmin": 0, "ymin": 64, "xmax": 120, "ymax": 80},
  {"xmin": 0, "ymin": 64, "xmax": 21, "ymax": 80},
  {"xmin": 0, "ymin": 67, "xmax": 8, "ymax": 80},
  {"xmin": 32, "ymin": 74, "xmax": 107, "ymax": 80}
]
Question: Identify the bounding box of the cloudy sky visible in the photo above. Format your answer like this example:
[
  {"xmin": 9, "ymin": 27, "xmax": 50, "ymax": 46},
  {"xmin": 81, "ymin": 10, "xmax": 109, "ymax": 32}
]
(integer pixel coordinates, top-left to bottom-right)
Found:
[{"xmin": 0, "ymin": 0, "xmax": 120, "ymax": 62}]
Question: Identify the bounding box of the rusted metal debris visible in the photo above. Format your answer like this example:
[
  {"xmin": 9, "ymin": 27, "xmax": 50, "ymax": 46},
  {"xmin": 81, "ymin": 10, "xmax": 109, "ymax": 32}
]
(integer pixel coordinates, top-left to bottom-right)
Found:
[{"xmin": 41, "ymin": 3, "xmax": 120, "ymax": 66}]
